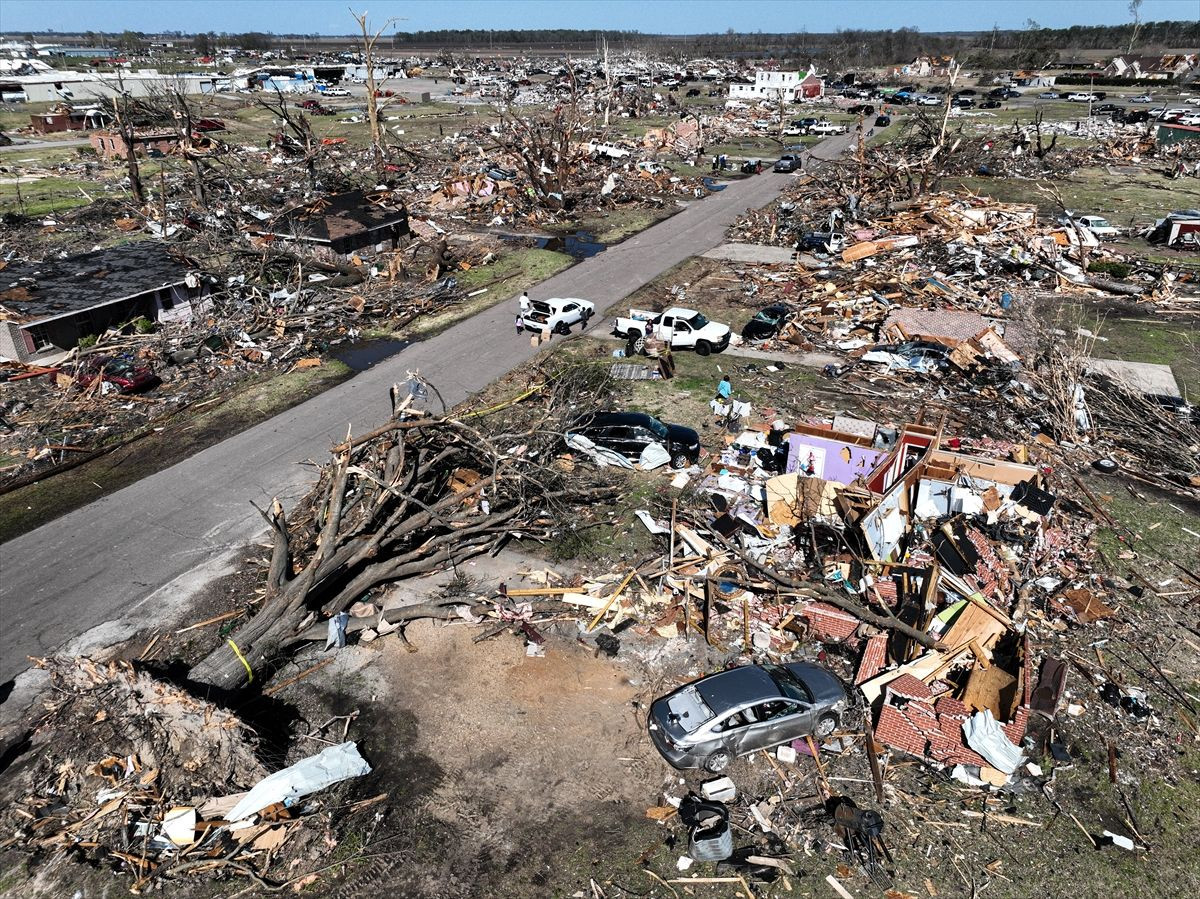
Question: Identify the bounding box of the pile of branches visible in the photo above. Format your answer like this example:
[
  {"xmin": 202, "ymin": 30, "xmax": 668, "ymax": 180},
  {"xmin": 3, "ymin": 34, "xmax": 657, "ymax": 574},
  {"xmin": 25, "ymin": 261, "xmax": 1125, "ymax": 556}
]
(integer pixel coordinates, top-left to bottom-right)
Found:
[
  {"xmin": 1022, "ymin": 338, "xmax": 1199, "ymax": 498},
  {"xmin": 0, "ymin": 658, "xmax": 269, "ymax": 888},
  {"xmin": 1086, "ymin": 375, "xmax": 1200, "ymax": 494},
  {"xmin": 188, "ymin": 364, "xmax": 619, "ymax": 691}
]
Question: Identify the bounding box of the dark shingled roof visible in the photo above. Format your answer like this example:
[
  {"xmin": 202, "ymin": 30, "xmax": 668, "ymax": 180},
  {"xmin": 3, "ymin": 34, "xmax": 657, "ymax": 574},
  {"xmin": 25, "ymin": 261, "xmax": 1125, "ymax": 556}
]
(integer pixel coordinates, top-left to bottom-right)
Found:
[
  {"xmin": 0, "ymin": 243, "xmax": 193, "ymax": 324},
  {"xmin": 261, "ymin": 189, "xmax": 407, "ymax": 245}
]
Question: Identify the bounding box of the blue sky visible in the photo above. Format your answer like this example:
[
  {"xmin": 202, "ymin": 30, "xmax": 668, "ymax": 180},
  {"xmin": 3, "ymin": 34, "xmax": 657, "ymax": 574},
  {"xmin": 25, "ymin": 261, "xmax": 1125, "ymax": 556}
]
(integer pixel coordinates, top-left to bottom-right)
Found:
[{"xmin": 2, "ymin": 0, "xmax": 1196, "ymax": 35}]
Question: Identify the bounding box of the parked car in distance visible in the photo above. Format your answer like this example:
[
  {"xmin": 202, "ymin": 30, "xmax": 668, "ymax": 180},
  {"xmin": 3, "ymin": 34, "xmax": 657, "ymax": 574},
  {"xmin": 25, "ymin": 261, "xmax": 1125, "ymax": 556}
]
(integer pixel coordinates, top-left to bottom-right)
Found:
[
  {"xmin": 614, "ymin": 306, "xmax": 731, "ymax": 355},
  {"xmin": 1073, "ymin": 215, "xmax": 1120, "ymax": 239},
  {"xmin": 954, "ymin": 89, "xmax": 977, "ymax": 97},
  {"xmin": 1000, "ymin": 88, "xmax": 1022, "ymax": 99},
  {"xmin": 74, "ymin": 355, "xmax": 159, "ymax": 393},
  {"xmin": 567, "ymin": 411, "xmax": 700, "ymax": 469},
  {"xmin": 648, "ymin": 662, "xmax": 852, "ymax": 772},
  {"xmin": 1067, "ymin": 92, "xmax": 1099, "ymax": 102},
  {"xmin": 1038, "ymin": 91, "xmax": 1061, "ymax": 99},
  {"xmin": 874, "ymin": 114, "xmax": 891, "ymax": 127},
  {"xmin": 916, "ymin": 95, "xmax": 941, "ymax": 106},
  {"xmin": 523, "ymin": 297, "xmax": 595, "ymax": 334},
  {"xmin": 323, "ymin": 87, "xmax": 350, "ymax": 97},
  {"xmin": 741, "ymin": 304, "xmax": 794, "ymax": 341},
  {"xmin": 1129, "ymin": 94, "xmax": 1154, "ymax": 103},
  {"xmin": 808, "ymin": 121, "xmax": 847, "ymax": 135},
  {"xmin": 978, "ymin": 99, "xmax": 1001, "ymax": 110},
  {"xmin": 1118, "ymin": 109, "xmax": 1151, "ymax": 123},
  {"xmin": 951, "ymin": 97, "xmax": 974, "ymax": 108},
  {"xmin": 773, "ymin": 154, "xmax": 802, "ymax": 173}
]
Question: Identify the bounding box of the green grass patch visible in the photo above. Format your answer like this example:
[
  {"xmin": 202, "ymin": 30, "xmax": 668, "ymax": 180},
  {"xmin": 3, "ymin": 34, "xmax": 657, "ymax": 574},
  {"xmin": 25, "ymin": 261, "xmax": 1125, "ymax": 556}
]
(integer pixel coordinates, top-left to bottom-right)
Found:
[
  {"xmin": 570, "ymin": 205, "xmax": 677, "ymax": 244},
  {"xmin": 404, "ymin": 247, "xmax": 573, "ymax": 339},
  {"xmin": 953, "ymin": 166, "xmax": 1200, "ymax": 229},
  {"xmin": 0, "ymin": 175, "xmax": 94, "ymax": 216},
  {"xmin": 1077, "ymin": 313, "xmax": 1200, "ymax": 399},
  {"xmin": 1090, "ymin": 475, "xmax": 1200, "ymax": 574}
]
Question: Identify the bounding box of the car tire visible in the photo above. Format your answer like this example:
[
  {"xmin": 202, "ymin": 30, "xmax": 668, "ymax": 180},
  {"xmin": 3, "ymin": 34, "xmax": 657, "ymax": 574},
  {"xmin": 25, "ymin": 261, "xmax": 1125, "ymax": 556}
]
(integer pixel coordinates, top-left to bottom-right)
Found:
[
  {"xmin": 554, "ymin": 321, "xmax": 570, "ymax": 335},
  {"xmin": 815, "ymin": 713, "xmax": 838, "ymax": 738},
  {"xmin": 704, "ymin": 749, "xmax": 732, "ymax": 773},
  {"xmin": 670, "ymin": 452, "xmax": 690, "ymax": 470},
  {"xmin": 695, "ymin": 340, "xmax": 712, "ymax": 356}
]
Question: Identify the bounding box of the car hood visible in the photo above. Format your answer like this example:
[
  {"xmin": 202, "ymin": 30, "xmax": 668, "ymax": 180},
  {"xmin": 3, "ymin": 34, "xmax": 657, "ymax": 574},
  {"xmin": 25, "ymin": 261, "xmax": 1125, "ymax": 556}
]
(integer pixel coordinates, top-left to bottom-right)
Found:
[
  {"xmin": 783, "ymin": 662, "xmax": 849, "ymax": 706},
  {"xmin": 695, "ymin": 322, "xmax": 730, "ymax": 340},
  {"xmin": 665, "ymin": 423, "xmax": 700, "ymax": 447}
]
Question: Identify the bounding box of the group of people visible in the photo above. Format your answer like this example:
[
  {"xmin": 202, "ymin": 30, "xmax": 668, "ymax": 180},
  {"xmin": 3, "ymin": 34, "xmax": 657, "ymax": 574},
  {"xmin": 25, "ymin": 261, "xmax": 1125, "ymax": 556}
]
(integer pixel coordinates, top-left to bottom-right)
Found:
[{"xmin": 514, "ymin": 291, "xmax": 592, "ymax": 338}]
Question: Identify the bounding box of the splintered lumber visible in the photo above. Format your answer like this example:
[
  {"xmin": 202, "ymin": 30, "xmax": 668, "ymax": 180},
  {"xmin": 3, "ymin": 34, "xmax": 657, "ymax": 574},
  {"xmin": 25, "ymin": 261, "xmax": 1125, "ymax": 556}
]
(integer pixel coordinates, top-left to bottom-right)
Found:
[{"xmin": 587, "ymin": 569, "xmax": 637, "ymax": 632}]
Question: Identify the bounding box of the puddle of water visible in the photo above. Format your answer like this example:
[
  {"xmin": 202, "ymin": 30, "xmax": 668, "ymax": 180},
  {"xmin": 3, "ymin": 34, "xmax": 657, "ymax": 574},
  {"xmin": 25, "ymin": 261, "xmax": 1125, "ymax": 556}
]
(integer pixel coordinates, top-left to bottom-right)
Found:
[
  {"xmin": 500, "ymin": 230, "xmax": 606, "ymax": 259},
  {"xmin": 332, "ymin": 338, "xmax": 411, "ymax": 372}
]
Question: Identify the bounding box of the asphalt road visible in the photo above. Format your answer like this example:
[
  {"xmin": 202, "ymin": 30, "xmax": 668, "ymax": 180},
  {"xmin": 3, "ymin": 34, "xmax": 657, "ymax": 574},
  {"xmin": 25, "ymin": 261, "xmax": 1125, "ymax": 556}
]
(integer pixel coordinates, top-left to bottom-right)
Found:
[
  {"xmin": 0, "ymin": 134, "xmax": 852, "ymax": 681},
  {"xmin": 0, "ymin": 136, "xmax": 92, "ymax": 153}
]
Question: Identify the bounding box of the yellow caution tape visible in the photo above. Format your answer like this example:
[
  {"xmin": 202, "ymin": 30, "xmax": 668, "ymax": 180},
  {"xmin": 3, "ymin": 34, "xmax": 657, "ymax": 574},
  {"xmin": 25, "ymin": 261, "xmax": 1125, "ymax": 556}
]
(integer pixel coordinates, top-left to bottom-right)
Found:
[{"xmin": 226, "ymin": 639, "xmax": 253, "ymax": 683}]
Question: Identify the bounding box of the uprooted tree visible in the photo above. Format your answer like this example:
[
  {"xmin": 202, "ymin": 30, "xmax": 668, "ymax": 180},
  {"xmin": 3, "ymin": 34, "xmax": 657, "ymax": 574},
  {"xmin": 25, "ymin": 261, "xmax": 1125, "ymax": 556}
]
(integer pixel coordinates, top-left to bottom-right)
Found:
[
  {"xmin": 188, "ymin": 365, "xmax": 618, "ymax": 691},
  {"xmin": 489, "ymin": 67, "xmax": 592, "ymax": 212}
]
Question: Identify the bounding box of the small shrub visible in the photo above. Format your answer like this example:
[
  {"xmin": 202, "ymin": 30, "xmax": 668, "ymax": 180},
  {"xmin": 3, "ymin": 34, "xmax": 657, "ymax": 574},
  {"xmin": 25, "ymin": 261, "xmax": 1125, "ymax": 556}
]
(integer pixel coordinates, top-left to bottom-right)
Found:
[
  {"xmin": 77, "ymin": 334, "xmax": 97, "ymax": 348},
  {"xmin": 1088, "ymin": 260, "xmax": 1130, "ymax": 279}
]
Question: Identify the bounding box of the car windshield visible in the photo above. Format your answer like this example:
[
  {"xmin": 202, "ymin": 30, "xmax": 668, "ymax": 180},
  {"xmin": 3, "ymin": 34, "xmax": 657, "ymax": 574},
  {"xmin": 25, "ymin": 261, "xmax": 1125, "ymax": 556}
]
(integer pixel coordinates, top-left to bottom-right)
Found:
[
  {"xmin": 1088, "ymin": 218, "xmax": 1111, "ymax": 228},
  {"xmin": 646, "ymin": 417, "xmax": 669, "ymax": 441},
  {"xmin": 762, "ymin": 664, "xmax": 815, "ymax": 703},
  {"xmin": 688, "ymin": 313, "xmax": 709, "ymax": 329},
  {"xmin": 754, "ymin": 309, "xmax": 781, "ymax": 324}
]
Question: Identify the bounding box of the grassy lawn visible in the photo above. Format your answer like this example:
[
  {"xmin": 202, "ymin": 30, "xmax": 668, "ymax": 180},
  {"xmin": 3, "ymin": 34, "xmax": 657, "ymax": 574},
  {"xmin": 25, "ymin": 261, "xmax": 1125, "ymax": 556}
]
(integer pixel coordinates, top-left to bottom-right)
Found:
[
  {"xmin": 1079, "ymin": 313, "xmax": 1200, "ymax": 399},
  {"xmin": 0, "ymin": 175, "xmax": 98, "ymax": 216},
  {"xmin": 952, "ymin": 166, "xmax": 1199, "ymax": 228},
  {"xmin": 395, "ymin": 246, "xmax": 574, "ymax": 340},
  {"xmin": 570, "ymin": 205, "xmax": 677, "ymax": 243}
]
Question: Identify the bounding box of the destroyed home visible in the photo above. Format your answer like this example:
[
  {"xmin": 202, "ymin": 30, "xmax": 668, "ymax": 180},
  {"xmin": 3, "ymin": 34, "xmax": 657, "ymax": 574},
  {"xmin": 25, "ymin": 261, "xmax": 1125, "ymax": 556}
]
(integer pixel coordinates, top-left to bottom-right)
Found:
[
  {"xmin": 249, "ymin": 189, "xmax": 410, "ymax": 257},
  {"xmin": 0, "ymin": 243, "xmax": 210, "ymax": 360},
  {"xmin": 28, "ymin": 104, "xmax": 108, "ymax": 134},
  {"xmin": 89, "ymin": 128, "xmax": 180, "ymax": 159},
  {"xmin": 0, "ymin": 8, "xmax": 1199, "ymax": 899}
]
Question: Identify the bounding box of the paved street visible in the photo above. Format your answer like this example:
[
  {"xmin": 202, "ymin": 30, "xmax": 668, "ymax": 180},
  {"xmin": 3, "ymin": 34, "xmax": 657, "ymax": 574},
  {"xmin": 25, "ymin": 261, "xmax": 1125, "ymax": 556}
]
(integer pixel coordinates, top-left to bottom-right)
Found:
[{"xmin": 0, "ymin": 134, "xmax": 851, "ymax": 681}]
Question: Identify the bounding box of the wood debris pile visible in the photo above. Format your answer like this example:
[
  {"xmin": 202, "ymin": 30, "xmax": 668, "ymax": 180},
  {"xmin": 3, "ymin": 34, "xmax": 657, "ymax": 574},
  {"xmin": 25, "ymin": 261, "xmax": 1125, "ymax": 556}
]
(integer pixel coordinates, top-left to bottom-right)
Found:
[{"xmin": 0, "ymin": 658, "xmax": 374, "ymax": 892}]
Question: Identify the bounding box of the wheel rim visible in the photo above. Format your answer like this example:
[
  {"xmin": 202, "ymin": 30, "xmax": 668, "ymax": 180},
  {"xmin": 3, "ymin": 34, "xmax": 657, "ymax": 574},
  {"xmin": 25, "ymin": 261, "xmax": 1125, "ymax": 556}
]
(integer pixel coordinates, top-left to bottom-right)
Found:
[
  {"xmin": 817, "ymin": 715, "xmax": 836, "ymax": 737},
  {"xmin": 708, "ymin": 752, "xmax": 730, "ymax": 772}
]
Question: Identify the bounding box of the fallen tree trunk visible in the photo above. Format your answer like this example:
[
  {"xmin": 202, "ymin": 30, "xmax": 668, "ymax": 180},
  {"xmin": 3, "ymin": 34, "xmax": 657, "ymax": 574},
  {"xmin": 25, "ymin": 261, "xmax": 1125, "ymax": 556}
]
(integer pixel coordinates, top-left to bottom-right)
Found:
[{"xmin": 188, "ymin": 369, "xmax": 616, "ymax": 691}]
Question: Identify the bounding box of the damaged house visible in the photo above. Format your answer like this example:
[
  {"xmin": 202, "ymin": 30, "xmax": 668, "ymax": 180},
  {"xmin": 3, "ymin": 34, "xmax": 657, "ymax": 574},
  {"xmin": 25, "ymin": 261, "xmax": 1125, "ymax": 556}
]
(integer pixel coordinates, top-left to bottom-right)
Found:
[
  {"xmin": 0, "ymin": 243, "xmax": 211, "ymax": 361},
  {"xmin": 249, "ymin": 189, "xmax": 410, "ymax": 258}
]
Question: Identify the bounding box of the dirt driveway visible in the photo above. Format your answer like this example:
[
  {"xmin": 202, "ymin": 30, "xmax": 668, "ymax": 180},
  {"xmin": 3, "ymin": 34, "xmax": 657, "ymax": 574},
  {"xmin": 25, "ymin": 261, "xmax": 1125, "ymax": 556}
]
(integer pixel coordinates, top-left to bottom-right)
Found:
[{"xmin": 314, "ymin": 620, "xmax": 670, "ymax": 898}]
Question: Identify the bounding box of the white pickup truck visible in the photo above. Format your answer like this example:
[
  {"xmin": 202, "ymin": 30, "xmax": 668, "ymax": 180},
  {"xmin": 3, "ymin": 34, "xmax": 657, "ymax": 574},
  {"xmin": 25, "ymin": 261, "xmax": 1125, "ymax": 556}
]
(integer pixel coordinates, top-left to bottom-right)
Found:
[{"xmin": 613, "ymin": 307, "xmax": 731, "ymax": 355}]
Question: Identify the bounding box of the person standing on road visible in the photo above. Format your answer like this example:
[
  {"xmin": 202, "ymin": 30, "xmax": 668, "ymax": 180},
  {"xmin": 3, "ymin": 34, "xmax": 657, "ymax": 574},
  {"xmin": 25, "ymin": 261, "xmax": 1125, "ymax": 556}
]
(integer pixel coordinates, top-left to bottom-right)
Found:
[
  {"xmin": 515, "ymin": 313, "xmax": 525, "ymax": 335},
  {"xmin": 580, "ymin": 306, "xmax": 592, "ymax": 330},
  {"xmin": 519, "ymin": 291, "xmax": 531, "ymax": 315}
]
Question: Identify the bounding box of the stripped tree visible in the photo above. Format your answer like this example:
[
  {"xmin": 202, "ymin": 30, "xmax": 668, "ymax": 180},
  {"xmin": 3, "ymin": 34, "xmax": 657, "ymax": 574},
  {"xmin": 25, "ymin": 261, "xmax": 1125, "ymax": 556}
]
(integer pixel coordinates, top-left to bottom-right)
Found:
[{"xmin": 188, "ymin": 366, "xmax": 617, "ymax": 691}]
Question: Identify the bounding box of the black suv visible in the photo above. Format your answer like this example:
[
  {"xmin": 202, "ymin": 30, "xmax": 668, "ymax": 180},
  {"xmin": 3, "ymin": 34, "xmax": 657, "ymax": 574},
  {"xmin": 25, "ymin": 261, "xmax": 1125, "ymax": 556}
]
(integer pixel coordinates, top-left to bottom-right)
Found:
[{"xmin": 567, "ymin": 412, "xmax": 701, "ymax": 469}]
